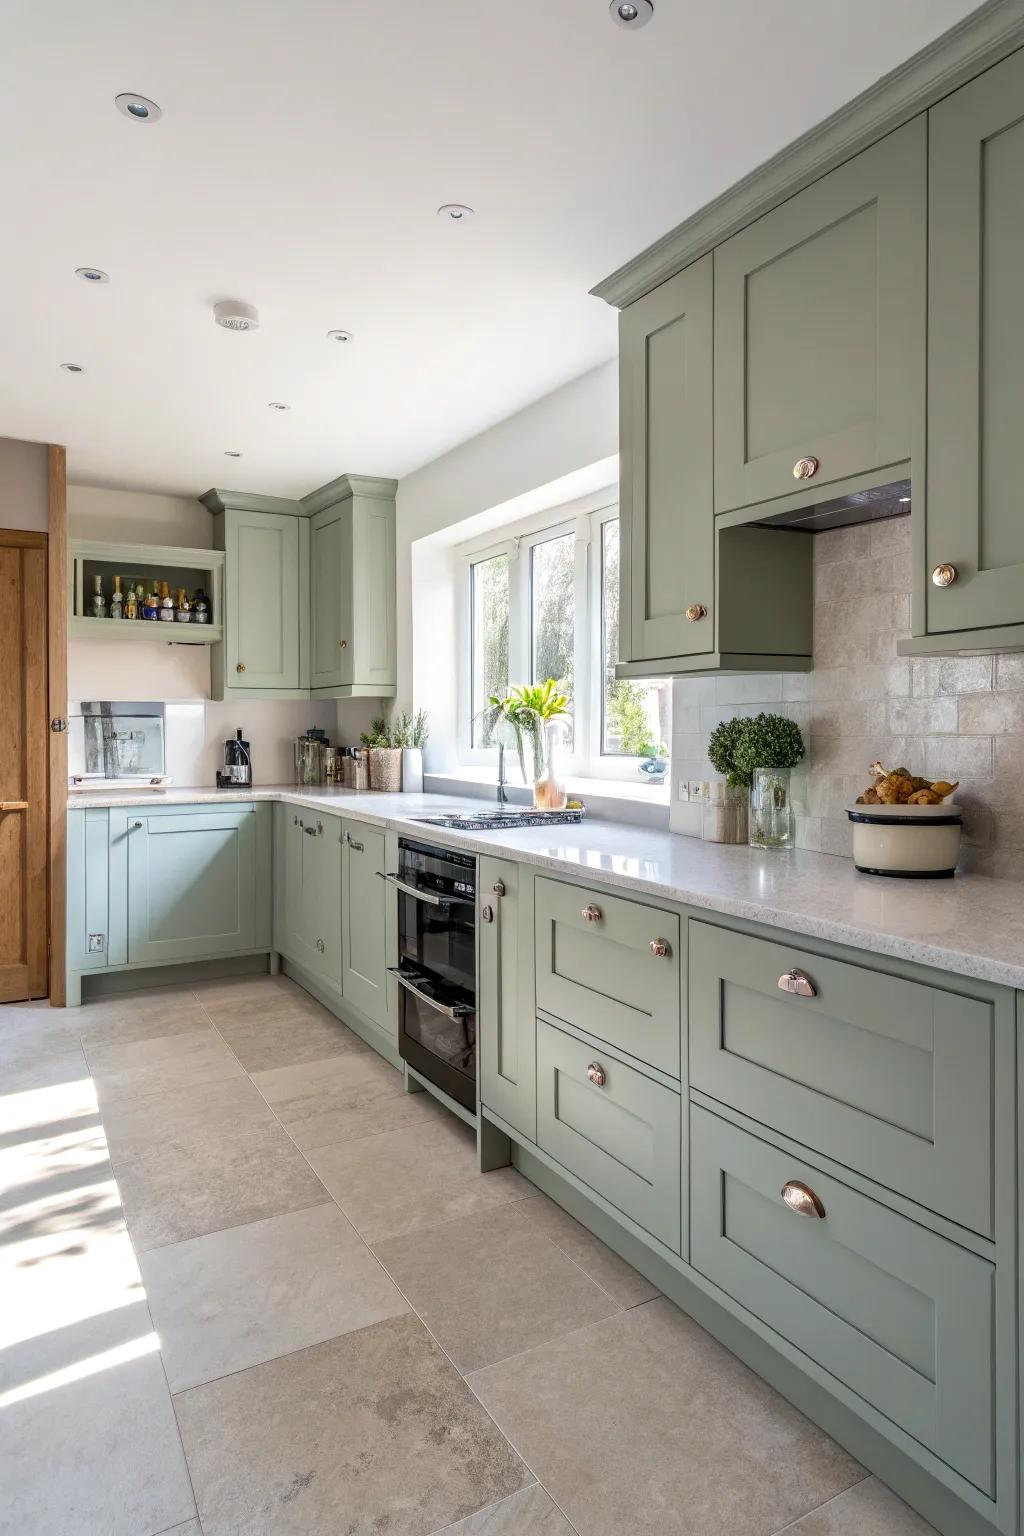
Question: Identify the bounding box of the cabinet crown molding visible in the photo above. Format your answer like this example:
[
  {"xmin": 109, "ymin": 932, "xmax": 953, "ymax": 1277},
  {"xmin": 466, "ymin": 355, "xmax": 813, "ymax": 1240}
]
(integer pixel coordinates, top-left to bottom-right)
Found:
[
  {"xmin": 300, "ymin": 473, "xmax": 398, "ymax": 516},
  {"xmin": 592, "ymin": 0, "xmax": 1024, "ymax": 309},
  {"xmin": 200, "ymin": 488, "xmax": 303, "ymax": 517}
]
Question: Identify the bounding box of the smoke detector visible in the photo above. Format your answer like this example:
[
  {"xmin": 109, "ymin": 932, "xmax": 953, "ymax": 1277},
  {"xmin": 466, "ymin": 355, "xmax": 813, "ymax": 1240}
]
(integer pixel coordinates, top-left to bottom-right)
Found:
[{"xmin": 214, "ymin": 300, "xmax": 259, "ymax": 333}]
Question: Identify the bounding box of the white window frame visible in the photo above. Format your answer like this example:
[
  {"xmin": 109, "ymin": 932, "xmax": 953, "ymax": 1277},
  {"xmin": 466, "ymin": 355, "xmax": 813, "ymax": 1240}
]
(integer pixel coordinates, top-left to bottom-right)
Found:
[{"xmin": 456, "ymin": 491, "xmax": 668, "ymax": 781}]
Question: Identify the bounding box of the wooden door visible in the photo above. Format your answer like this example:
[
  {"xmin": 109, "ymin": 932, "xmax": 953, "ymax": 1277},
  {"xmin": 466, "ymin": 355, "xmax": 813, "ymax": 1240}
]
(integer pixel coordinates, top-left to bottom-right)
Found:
[
  {"xmin": 225, "ymin": 509, "xmax": 300, "ymax": 689},
  {"xmin": 341, "ymin": 821, "xmax": 388, "ymax": 1023},
  {"xmin": 926, "ymin": 49, "xmax": 1024, "ymax": 633},
  {"xmin": 127, "ymin": 807, "xmax": 256, "ymax": 964},
  {"xmin": 714, "ymin": 117, "xmax": 926, "ymax": 513},
  {"xmin": 619, "ymin": 254, "xmax": 714, "ymax": 663},
  {"xmin": 0, "ymin": 531, "xmax": 48, "ymax": 1001},
  {"xmin": 309, "ymin": 502, "xmax": 353, "ymax": 690}
]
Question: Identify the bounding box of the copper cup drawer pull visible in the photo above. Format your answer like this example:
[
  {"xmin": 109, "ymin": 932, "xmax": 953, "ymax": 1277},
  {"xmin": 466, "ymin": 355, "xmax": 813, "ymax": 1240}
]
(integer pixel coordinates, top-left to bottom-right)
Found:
[
  {"xmin": 649, "ymin": 938, "xmax": 669, "ymax": 957},
  {"xmin": 581, "ymin": 904, "xmax": 602, "ymax": 923},
  {"xmin": 778, "ymin": 968, "xmax": 816, "ymax": 997},
  {"xmin": 793, "ymin": 455, "xmax": 819, "ymax": 480},
  {"xmin": 782, "ymin": 1180, "xmax": 826, "ymax": 1219},
  {"xmin": 586, "ymin": 1062, "xmax": 607, "ymax": 1088}
]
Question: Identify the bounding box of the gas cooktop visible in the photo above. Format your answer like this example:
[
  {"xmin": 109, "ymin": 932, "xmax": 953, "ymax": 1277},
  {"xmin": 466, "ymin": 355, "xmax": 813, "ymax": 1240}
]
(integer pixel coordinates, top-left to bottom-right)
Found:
[{"xmin": 410, "ymin": 808, "xmax": 585, "ymax": 832}]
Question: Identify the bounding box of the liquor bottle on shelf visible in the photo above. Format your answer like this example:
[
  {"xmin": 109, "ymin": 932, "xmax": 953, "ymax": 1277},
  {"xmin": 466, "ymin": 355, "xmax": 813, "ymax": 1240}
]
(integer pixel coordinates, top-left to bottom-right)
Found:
[
  {"xmin": 158, "ymin": 580, "xmax": 175, "ymax": 622},
  {"xmin": 192, "ymin": 587, "xmax": 209, "ymax": 624},
  {"xmin": 175, "ymin": 588, "xmax": 191, "ymax": 622},
  {"xmin": 109, "ymin": 575, "xmax": 124, "ymax": 621},
  {"xmin": 135, "ymin": 583, "xmax": 146, "ymax": 618},
  {"xmin": 123, "ymin": 582, "xmax": 138, "ymax": 621},
  {"xmin": 143, "ymin": 583, "xmax": 160, "ymax": 620},
  {"xmin": 90, "ymin": 575, "xmax": 106, "ymax": 619}
]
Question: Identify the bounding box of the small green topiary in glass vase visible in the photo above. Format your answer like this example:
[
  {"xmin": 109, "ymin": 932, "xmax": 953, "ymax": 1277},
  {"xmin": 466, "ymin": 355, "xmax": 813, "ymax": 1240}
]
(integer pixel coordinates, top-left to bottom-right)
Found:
[{"xmin": 732, "ymin": 712, "xmax": 805, "ymax": 850}]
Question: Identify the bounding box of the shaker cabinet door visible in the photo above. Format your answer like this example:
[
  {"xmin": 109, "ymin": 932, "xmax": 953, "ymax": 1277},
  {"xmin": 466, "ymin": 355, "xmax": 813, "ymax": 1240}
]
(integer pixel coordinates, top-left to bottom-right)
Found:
[
  {"xmin": 225, "ymin": 510, "xmax": 301, "ymax": 689},
  {"xmin": 479, "ymin": 856, "xmax": 536, "ymax": 1140},
  {"xmin": 341, "ymin": 820, "xmax": 391, "ymax": 1030},
  {"xmin": 127, "ymin": 809, "xmax": 256, "ymax": 965},
  {"xmin": 926, "ymin": 47, "xmax": 1024, "ymax": 634},
  {"xmin": 619, "ymin": 254, "xmax": 714, "ymax": 663},
  {"xmin": 309, "ymin": 502, "xmax": 353, "ymax": 690},
  {"xmin": 714, "ymin": 117, "xmax": 926, "ymax": 513}
]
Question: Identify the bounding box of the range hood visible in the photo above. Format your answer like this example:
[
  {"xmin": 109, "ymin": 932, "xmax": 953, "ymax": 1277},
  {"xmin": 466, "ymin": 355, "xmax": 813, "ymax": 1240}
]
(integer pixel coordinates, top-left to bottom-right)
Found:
[{"xmin": 755, "ymin": 477, "xmax": 911, "ymax": 534}]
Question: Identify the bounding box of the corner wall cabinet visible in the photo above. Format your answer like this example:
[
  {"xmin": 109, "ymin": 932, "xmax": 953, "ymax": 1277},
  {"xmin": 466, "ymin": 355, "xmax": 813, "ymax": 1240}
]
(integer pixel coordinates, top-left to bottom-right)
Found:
[
  {"xmin": 599, "ymin": 28, "xmax": 1024, "ymax": 661},
  {"xmin": 202, "ymin": 475, "xmax": 397, "ymax": 702}
]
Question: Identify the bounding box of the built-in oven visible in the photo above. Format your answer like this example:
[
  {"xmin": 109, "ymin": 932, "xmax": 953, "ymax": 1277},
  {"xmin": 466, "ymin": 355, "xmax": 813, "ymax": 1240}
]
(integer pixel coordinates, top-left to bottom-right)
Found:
[{"xmin": 386, "ymin": 839, "xmax": 477, "ymax": 1113}]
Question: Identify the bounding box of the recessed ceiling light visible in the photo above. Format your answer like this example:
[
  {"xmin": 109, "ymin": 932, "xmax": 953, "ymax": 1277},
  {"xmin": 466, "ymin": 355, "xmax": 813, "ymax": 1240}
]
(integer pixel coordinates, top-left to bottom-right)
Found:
[
  {"xmin": 268, "ymin": 401, "xmax": 290, "ymax": 411},
  {"xmin": 610, "ymin": 0, "xmax": 653, "ymax": 27},
  {"xmin": 75, "ymin": 267, "xmax": 109, "ymax": 284},
  {"xmin": 437, "ymin": 204, "xmax": 474, "ymax": 222},
  {"xmin": 326, "ymin": 329, "xmax": 354, "ymax": 343},
  {"xmin": 60, "ymin": 362, "xmax": 85, "ymax": 373},
  {"xmin": 224, "ymin": 450, "xmax": 243, "ymax": 458},
  {"xmin": 115, "ymin": 92, "xmax": 162, "ymax": 123}
]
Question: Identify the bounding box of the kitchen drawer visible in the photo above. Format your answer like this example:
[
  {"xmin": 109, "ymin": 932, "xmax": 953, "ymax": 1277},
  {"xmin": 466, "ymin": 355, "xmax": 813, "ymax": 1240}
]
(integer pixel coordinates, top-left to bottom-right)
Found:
[
  {"xmin": 690, "ymin": 1105, "xmax": 995, "ymax": 1495},
  {"xmin": 535, "ymin": 877, "xmax": 680, "ymax": 1077},
  {"xmin": 689, "ymin": 921, "xmax": 993, "ymax": 1236},
  {"xmin": 537, "ymin": 1019, "xmax": 681, "ymax": 1253}
]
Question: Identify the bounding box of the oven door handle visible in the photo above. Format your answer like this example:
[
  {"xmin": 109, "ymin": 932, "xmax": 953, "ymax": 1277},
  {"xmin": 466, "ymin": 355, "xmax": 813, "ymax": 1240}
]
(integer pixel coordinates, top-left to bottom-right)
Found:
[
  {"xmin": 388, "ymin": 967, "xmax": 474, "ymax": 1021},
  {"xmin": 379, "ymin": 872, "xmax": 448, "ymax": 906}
]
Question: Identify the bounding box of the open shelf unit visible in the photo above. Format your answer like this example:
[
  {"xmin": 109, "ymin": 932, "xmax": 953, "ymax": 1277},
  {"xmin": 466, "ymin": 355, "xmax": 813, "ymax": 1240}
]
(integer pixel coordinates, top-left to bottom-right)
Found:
[{"xmin": 70, "ymin": 539, "xmax": 225, "ymax": 645}]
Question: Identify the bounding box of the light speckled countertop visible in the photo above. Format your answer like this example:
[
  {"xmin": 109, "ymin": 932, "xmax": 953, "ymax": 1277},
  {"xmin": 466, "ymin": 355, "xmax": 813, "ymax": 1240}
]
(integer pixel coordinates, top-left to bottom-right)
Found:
[{"xmin": 68, "ymin": 784, "xmax": 1024, "ymax": 990}]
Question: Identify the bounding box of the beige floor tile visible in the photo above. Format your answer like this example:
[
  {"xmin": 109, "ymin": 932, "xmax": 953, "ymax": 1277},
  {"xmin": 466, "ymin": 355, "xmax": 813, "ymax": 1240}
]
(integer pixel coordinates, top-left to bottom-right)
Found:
[
  {"xmin": 116, "ymin": 1123, "xmax": 327, "ymax": 1252},
  {"xmin": 373, "ymin": 1203, "xmax": 619, "ymax": 1372},
  {"xmin": 0, "ymin": 1001, "xmax": 86, "ymax": 1060},
  {"xmin": 101, "ymin": 1076, "xmax": 278, "ymax": 1158},
  {"xmin": 205, "ymin": 997, "xmax": 368, "ymax": 1072},
  {"xmin": 175, "ymin": 1313, "xmax": 531, "ymax": 1536},
  {"xmin": 252, "ymin": 1049, "xmax": 444, "ymax": 1150},
  {"xmin": 307, "ymin": 1116, "xmax": 527, "ymax": 1245},
  {"xmin": 142, "ymin": 1202, "xmax": 408, "ymax": 1391},
  {"xmin": 156, "ymin": 1523, "xmax": 203, "ymax": 1536},
  {"xmin": 780, "ymin": 1477, "xmax": 938, "ymax": 1534},
  {"xmin": 1, "ymin": 1299, "xmax": 195, "ymax": 1536},
  {"xmin": 0, "ymin": 1046, "xmax": 93, "ymax": 1100},
  {"xmin": 468, "ymin": 1297, "xmax": 863, "ymax": 1536},
  {"xmin": 435, "ymin": 1484, "xmax": 574, "ymax": 1535},
  {"xmin": 192, "ymin": 973, "xmax": 300, "ymax": 1007},
  {"xmin": 74, "ymin": 985, "xmax": 211, "ymax": 1048},
  {"xmin": 85, "ymin": 1028, "xmax": 245, "ymax": 1103},
  {"xmin": 514, "ymin": 1191, "xmax": 659, "ymax": 1309}
]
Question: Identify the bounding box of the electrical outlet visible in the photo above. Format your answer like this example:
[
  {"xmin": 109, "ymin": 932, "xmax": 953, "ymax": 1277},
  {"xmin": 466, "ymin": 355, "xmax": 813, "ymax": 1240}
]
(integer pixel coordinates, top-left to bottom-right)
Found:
[
  {"xmin": 87, "ymin": 933, "xmax": 105, "ymax": 953},
  {"xmin": 688, "ymin": 779, "xmax": 709, "ymax": 804},
  {"xmin": 677, "ymin": 780, "xmax": 690, "ymax": 801}
]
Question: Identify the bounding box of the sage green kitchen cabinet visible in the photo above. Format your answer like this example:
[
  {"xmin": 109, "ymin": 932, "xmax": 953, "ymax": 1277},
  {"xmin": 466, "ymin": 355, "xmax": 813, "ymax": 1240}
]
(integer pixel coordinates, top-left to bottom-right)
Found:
[
  {"xmin": 125, "ymin": 805, "xmax": 261, "ymax": 966},
  {"xmin": 278, "ymin": 805, "xmax": 343, "ymax": 988},
  {"xmin": 690, "ymin": 1104, "xmax": 996, "ymax": 1495},
  {"xmin": 303, "ymin": 474, "xmax": 397, "ymax": 699},
  {"xmin": 66, "ymin": 808, "xmax": 111, "ymax": 974},
  {"xmin": 341, "ymin": 819, "xmax": 391, "ymax": 1032},
  {"xmin": 479, "ymin": 856, "xmax": 536, "ymax": 1140},
  {"xmin": 713, "ymin": 117, "xmax": 926, "ymax": 515},
  {"xmin": 619, "ymin": 255, "xmax": 714, "ymax": 664},
  {"xmin": 921, "ymin": 46, "xmax": 1024, "ymax": 642},
  {"xmin": 537, "ymin": 1019, "xmax": 682, "ymax": 1253},
  {"xmin": 204, "ymin": 491, "xmax": 309, "ymax": 699}
]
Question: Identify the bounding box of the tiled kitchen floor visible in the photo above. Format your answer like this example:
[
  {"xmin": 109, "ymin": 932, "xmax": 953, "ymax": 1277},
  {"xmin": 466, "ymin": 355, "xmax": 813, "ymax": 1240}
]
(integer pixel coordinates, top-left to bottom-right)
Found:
[{"xmin": 0, "ymin": 974, "xmax": 939, "ymax": 1536}]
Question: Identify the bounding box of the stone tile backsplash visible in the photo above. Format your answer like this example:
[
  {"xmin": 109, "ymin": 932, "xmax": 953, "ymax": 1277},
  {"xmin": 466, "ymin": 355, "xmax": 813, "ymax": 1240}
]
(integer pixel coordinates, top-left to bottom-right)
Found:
[{"xmin": 670, "ymin": 516, "xmax": 1024, "ymax": 874}]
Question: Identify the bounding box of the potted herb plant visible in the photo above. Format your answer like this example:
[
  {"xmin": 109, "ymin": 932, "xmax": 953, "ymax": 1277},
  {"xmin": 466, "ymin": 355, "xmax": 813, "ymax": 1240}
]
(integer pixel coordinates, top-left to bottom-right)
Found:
[
  {"xmin": 733, "ymin": 712, "xmax": 805, "ymax": 849},
  {"xmin": 391, "ymin": 708, "xmax": 429, "ymax": 793},
  {"xmin": 359, "ymin": 716, "xmax": 403, "ymax": 793},
  {"xmin": 706, "ymin": 717, "xmax": 753, "ymax": 843}
]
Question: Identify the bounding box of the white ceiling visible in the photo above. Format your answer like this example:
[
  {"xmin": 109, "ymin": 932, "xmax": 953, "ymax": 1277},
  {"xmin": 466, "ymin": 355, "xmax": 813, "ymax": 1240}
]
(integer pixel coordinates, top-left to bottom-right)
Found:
[{"xmin": 0, "ymin": 0, "xmax": 981, "ymax": 499}]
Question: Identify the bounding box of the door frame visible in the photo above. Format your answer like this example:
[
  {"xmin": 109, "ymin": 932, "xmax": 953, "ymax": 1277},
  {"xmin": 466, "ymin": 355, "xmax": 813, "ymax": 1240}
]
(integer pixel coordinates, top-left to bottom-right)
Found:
[{"xmin": 48, "ymin": 445, "xmax": 67, "ymax": 1005}]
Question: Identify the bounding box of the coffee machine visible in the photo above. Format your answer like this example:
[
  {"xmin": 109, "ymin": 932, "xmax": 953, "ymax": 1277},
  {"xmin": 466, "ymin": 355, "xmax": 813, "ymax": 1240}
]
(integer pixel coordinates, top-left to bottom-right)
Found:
[{"xmin": 216, "ymin": 729, "xmax": 252, "ymax": 789}]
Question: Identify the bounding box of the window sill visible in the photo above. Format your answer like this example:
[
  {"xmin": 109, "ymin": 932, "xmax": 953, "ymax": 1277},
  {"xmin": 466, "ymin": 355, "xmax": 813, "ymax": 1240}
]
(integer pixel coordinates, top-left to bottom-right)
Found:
[{"xmin": 423, "ymin": 768, "xmax": 670, "ymax": 829}]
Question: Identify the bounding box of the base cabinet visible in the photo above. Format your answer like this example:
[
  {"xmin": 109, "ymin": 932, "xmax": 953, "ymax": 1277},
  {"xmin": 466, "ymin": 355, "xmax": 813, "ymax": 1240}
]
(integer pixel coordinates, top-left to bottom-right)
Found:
[
  {"xmin": 479, "ymin": 856, "xmax": 535, "ymax": 1139},
  {"xmin": 126, "ymin": 807, "xmax": 259, "ymax": 965},
  {"xmin": 341, "ymin": 819, "xmax": 392, "ymax": 1034},
  {"xmin": 277, "ymin": 804, "xmax": 343, "ymax": 989}
]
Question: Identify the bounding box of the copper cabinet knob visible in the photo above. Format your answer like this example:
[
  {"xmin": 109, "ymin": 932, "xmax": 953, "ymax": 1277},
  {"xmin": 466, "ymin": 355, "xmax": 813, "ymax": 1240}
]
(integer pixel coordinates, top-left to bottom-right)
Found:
[
  {"xmin": 481, "ymin": 904, "xmax": 494, "ymax": 924},
  {"xmin": 236, "ymin": 662, "xmax": 246, "ymax": 672},
  {"xmin": 649, "ymin": 938, "xmax": 669, "ymax": 957},
  {"xmin": 931, "ymin": 563, "xmax": 958, "ymax": 588},
  {"xmin": 492, "ymin": 880, "xmax": 506, "ymax": 898},
  {"xmin": 778, "ymin": 968, "xmax": 816, "ymax": 997},
  {"xmin": 781, "ymin": 1180, "xmax": 826, "ymax": 1219},
  {"xmin": 685, "ymin": 603, "xmax": 708, "ymax": 623},
  {"xmin": 339, "ymin": 639, "xmax": 348, "ymax": 648},
  {"xmin": 587, "ymin": 1063, "xmax": 607, "ymax": 1087},
  {"xmin": 793, "ymin": 456, "xmax": 819, "ymax": 480},
  {"xmin": 581, "ymin": 904, "xmax": 602, "ymax": 923}
]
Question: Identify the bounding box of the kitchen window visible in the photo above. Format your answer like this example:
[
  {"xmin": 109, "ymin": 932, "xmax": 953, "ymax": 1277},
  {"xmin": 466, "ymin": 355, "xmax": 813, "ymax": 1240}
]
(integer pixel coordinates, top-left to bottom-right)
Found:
[{"xmin": 459, "ymin": 498, "xmax": 670, "ymax": 780}]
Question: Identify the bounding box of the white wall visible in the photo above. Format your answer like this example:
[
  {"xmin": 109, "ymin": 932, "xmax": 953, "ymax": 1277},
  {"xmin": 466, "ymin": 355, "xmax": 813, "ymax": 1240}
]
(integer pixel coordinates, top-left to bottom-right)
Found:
[
  {"xmin": 395, "ymin": 360, "xmax": 618, "ymax": 750},
  {"xmin": 0, "ymin": 436, "xmax": 48, "ymax": 531},
  {"xmin": 68, "ymin": 484, "xmax": 211, "ymax": 546}
]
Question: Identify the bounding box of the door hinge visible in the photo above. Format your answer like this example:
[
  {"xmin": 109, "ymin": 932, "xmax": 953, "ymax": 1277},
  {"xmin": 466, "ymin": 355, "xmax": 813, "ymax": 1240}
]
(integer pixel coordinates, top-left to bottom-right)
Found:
[{"xmin": 50, "ymin": 717, "xmax": 68, "ymax": 733}]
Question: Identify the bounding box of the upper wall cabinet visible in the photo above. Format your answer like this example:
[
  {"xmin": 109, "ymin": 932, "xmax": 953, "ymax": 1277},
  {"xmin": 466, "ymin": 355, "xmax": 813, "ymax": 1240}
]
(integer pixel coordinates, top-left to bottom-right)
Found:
[
  {"xmin": 203, "ymin": 476, "xmax": 396, "ymax": 701},
  {"xmin": 713, "ymin": 118, "xmax": 926, "ymax": 516},
  {"xmin": 922, "ymin": 47, "xmax": 1024, "ymax": 643},
  {"xmin": 619, "ymin": 255, "xmax": 715, "ymax": 665},
  {"xmin": 305, "ymin": 475, "xmax": 397, "ymax": 699}
]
